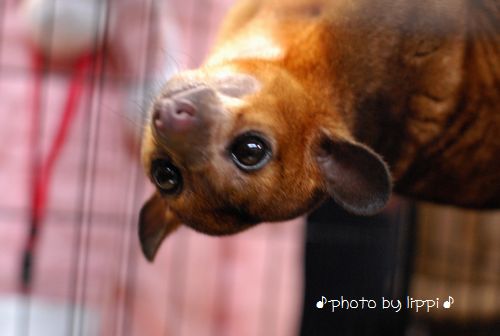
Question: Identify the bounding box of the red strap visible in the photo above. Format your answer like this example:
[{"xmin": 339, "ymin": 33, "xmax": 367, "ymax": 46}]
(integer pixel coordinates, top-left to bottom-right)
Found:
[{"xmin": 21, "ymin": 53, "xmax": 94, "ymax": 292}]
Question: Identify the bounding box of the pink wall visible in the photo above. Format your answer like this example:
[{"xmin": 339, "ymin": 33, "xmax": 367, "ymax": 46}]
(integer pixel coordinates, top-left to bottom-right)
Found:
[{"xmin": 0, "ymin": 1, "xmax": 304, "ymax": 335}]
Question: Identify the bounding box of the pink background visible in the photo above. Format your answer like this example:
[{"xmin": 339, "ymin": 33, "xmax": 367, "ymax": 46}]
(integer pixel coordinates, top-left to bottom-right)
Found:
[{"xmin": 0, "ymin": 0, "xmax": 304, "ymax": 335}]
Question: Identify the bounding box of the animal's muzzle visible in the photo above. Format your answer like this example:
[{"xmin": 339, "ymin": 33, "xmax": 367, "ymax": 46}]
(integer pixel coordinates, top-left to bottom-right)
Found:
[{"xmin": 150, "ymin": 82, "xmax": 223, "ymax": 166}]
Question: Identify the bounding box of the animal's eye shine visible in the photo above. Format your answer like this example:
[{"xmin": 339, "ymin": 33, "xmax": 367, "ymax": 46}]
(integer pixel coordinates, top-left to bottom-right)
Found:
[
  {"xmin": 230, "ymin": 133, "xmax": 272, "ymax": 171},
  {"xmin": 151, "ymin": 159, "xmax": 182, "ymax": 194}
]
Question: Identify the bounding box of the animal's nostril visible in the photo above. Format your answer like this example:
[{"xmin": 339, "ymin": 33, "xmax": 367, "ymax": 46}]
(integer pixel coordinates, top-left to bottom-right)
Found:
[
  {"xmin": 152, "ymin": 101, "xmax": 168, "ymax": 130},
  {"xmin": 153, "ymin": 108, "xmax": 161, "ymax": 121},
  {"xmin": 175, "ymin": 108, "xmax": 188, "ymax": 116},
  {"xmin": 174, "ymin": 101, "xmax": 196, "ymax": 117},
  {"xmin": 153, "ymin": 116, "xmax": 163, "ymax": 130}
]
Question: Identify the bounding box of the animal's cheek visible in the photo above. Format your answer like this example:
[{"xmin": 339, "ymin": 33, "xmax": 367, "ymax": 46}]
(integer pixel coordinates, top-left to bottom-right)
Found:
[
  {"xmin": 207, "ymin": 164, "xmax": 247, "ymax": 195},
  {"xmin": 232, "ymin": 166, "xmax": 282, "ymax": 203},
  {"xmin": 276, "ymin": 159, "xmax": 324, "ymax": 204},
  {"xmin": 140, "ymin": 127, "xmax": 158, "ymax": 175}
]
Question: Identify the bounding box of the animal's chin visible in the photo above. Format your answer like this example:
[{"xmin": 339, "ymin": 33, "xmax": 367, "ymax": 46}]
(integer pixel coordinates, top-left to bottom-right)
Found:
[
  {"xmin": 178, "ymin": 210, "xmax": 261, "ymax": 236},
  {"xmin": 186, "ymin": 220, "xmax": 257, "ymax": 236}
]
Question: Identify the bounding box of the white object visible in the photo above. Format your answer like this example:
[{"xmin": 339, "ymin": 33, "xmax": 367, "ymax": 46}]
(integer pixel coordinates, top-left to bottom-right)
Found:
[
  {"xmin": 20, "ymin": 0, "xmax": 108, "ymax": 60},
  {"xmin": 0, "ymin": 295, "xmax": 99, "ymax": 336}
]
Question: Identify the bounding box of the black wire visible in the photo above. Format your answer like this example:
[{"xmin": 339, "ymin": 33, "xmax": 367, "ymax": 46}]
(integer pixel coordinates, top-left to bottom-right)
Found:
[
  {"xmin": 121, "ymin": 0, "xmax": 159, "ymax": 335},
  {"xmin": 77, "ymin": 8, "xmax": 113, "ymax": 336},
  {"xmin": 160, "ymin": 0, "xmax": 195, "ymax": 334},
  {"xmin": 66, "ymin": 67, "xmax": 95, "ymax": 336},
  {"xmin": 0, "ymin": 0, "xmax": 6, "ymax": 68},
  {"xmin": 66, "ymin": 2, "xmax": 111, "ymax": 335},
  {"xmin": 0, "ymin": 64, "xmax": 154, "ymax": 86},
  {"xmin": 0, "ymin": 205, "xmax": 135, "ymax": 225}
]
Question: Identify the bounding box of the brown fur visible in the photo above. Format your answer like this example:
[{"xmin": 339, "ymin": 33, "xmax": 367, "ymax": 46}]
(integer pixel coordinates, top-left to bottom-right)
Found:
[{"xmin": 139, "ymin": 0, "xmax": 499, "ymax": 260}]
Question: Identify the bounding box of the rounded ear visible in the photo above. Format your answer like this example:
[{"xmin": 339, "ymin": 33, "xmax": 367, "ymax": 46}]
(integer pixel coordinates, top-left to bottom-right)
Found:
[
  {"xmin": 138, "ymin": 193, "xmax": 181, "ymax": 261},
  {"xmin": 315, "ymin": 137, "xmax": 392, "ymax": 216}
]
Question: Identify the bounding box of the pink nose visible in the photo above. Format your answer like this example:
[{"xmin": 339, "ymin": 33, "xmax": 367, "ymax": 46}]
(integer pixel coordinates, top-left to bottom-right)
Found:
[{"xmin": 153, "ymin": 98, "xmax": 198, "ymax": 134}]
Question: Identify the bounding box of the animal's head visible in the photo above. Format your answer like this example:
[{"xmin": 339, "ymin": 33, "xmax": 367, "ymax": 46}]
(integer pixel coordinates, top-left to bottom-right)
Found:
[{"xmin": 139, "ymin": 60, "xmax": 391, "ymax": 261}]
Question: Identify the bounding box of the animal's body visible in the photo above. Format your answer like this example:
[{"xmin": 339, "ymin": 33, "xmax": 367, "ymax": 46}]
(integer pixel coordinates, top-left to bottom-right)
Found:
[{"xmin": 139, "ymin": 0, "xmax": 499, "ymax": 260}]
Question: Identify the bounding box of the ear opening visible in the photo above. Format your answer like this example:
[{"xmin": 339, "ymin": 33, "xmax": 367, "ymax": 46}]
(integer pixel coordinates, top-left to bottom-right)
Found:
[
  {"xmin": 316, "ymin": 136, "xmax": 392, "ymax": 216},
  {"xmin": 138, "ymin": 193, "xmax": 181, "ymax": 261}
]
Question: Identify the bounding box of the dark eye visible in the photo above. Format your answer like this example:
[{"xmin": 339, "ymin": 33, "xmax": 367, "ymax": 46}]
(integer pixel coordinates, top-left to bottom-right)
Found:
[
  {"xmin": 230, "ymin": 133, "xmax": 272, "ymax": 171},
  {"xmin": 151, "ymin": 159, "xmax": 182, "ymax": 194}
]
